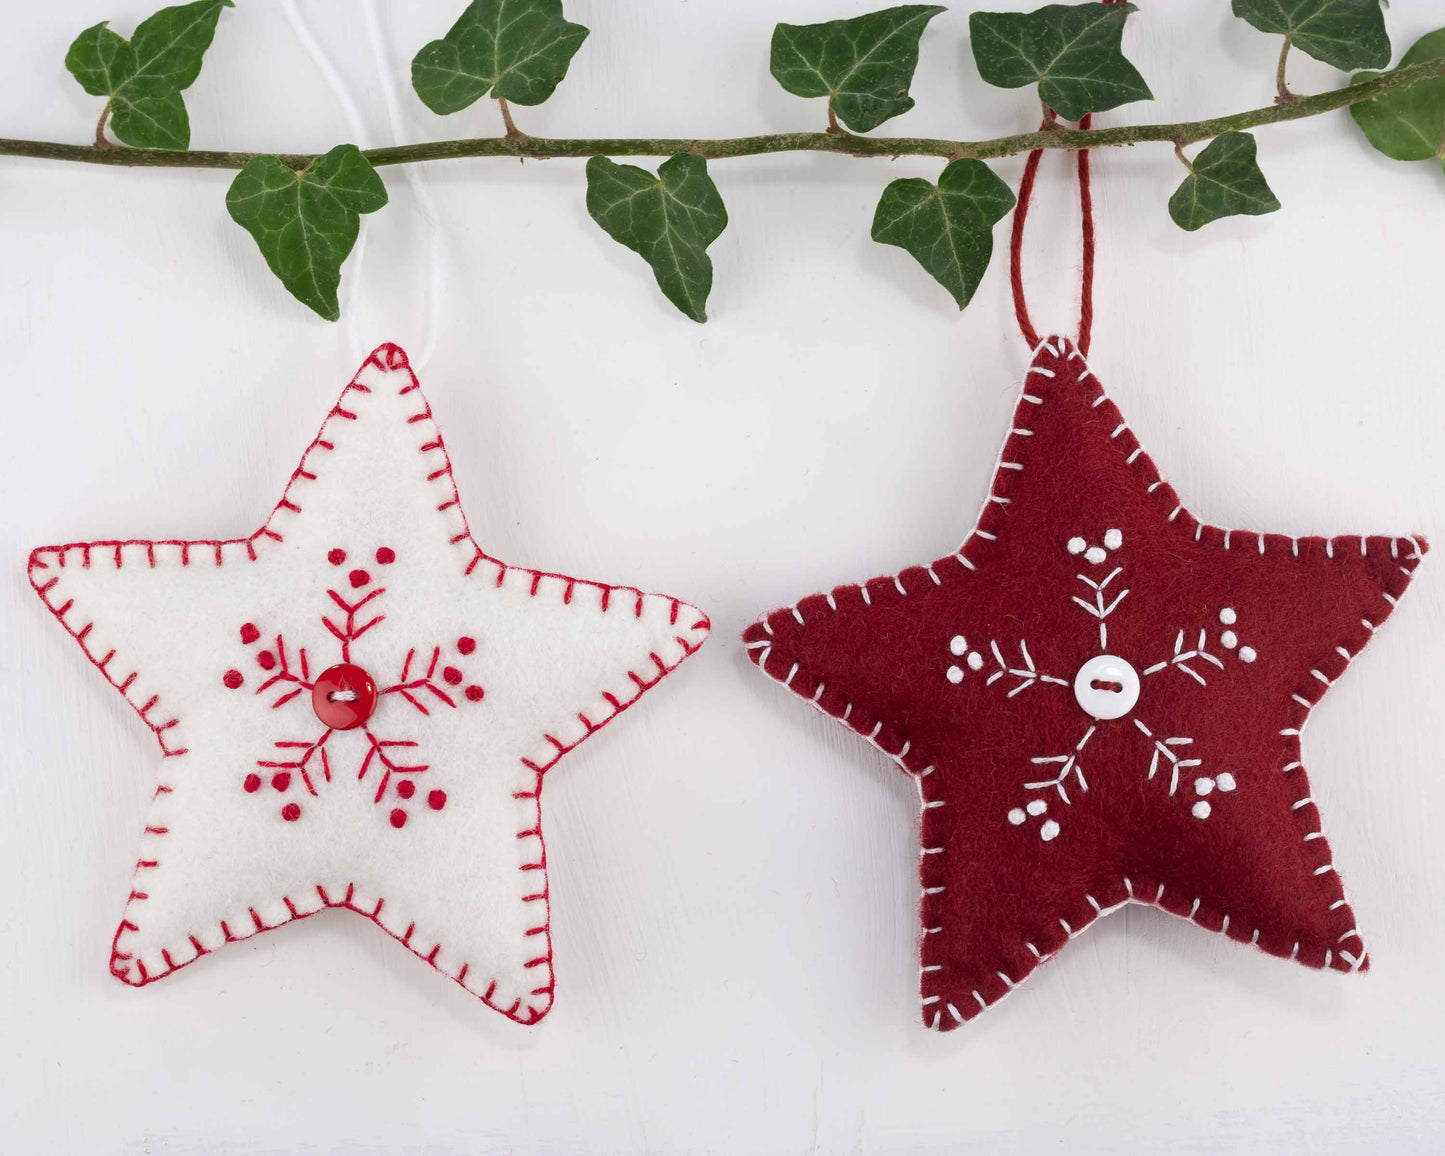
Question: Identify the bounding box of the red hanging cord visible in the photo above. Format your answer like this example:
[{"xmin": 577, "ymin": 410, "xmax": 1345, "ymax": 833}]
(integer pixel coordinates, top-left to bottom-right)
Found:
[
  {"xmin": 1009, "ymin": 112, "xmax": 1096, "ymax": 357},
  {"xmin": 1009, "ymin": 0, "xmax": 1127, "ymax": 355},
  {"xmin": 1077, "ymin": 116, "xmax": 1096, "ymax": 357},
  {"xmin": 1008, "ymin": 139, "xmax": 1046, "ymax": 351}
]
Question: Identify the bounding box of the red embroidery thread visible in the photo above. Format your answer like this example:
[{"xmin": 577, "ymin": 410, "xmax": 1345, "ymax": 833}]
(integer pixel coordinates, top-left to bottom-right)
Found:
[
  {"xmin": 29, "ymin": 342, "xmax": 711, "ymax": 1024},
  {"xmin": 238, "ymin": 546, "xmax": 479, "ymax": 824}
]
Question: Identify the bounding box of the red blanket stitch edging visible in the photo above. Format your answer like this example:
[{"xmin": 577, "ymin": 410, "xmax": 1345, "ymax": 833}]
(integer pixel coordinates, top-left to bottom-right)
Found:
[{"xmin": 29, "ymin": 342, "xmax": 710, "ymax": 1024}]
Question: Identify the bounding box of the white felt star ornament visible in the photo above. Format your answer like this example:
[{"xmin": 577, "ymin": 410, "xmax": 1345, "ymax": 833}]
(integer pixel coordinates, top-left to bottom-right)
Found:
[{"xmin": 29, "ymin": 343, "xmax": 711, "ymax": 1025}]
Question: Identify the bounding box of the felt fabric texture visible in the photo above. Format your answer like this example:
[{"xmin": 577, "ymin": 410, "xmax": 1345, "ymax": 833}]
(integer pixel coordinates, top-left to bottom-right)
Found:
[
  {"xmin": 28, "ymin": 343, "xmax": 710, "ymax": 1025},
  {"xmin": 743, "ymin": 335, "xmax": 1426, "ymax": 1031}
]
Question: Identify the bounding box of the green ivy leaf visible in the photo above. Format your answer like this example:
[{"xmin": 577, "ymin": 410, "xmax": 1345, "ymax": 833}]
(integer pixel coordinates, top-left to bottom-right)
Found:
[
  {"xmin": 969, "ymin": 3, "xmax": 1152, "ymax": 122},
  {"xmin": 64, "ymin": 0, "xmax": 233, "ymax": 149},
  {"xmin": 1231, "ymin": 0, "xmax": 1389, "ymax": 72},
  {"xmin": 871, "ymin": 159, "xmax": 1015, "ymax": 308},
  {"xmin": 65, "ymin": 24, "xmax": 137, "ymax": 97},
  {"xmin": 1350, "ymin": 28, "xmax": 1445, "ymax": 166},
  {"xmin": 111, "ymin": 90, "xmax": 190, "ymax": 150},
  {"xmin": 770, "ymin": 5, "xmax": 946, "ymax": 133},
  {"xmin": 412, "ymin": 0, "xmax": 590, "ymax": 114},
  {"xmin": 226, "ymin": 145, "xmax": 389, "ymax": 321},
  {"xmin": 128, "ymin": 0, "xmax": 235, "ymax": 91},
  {"xmin": 1168, "ymin": 132, "xmax": 1281, "ymax": 231},
  {"xmin": 585, "ymin": 155, "xmax": 728, "ymax": 323}
]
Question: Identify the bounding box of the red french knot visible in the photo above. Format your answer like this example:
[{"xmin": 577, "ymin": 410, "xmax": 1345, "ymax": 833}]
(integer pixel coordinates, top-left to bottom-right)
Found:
[
  {"xmin": 223, "ymin": 669, "xmax": 244, "ymax": 689},
  {"xmin": 240, "ymin": 623, "xmax": 260, "ymax": 645},
  {"xmin": 257, "ymin": 650, "xmax": 277, "ymax": 671},
  {"xmin": 328, "ymin": 548, "xmax": 346, "ymax": 566},
  {"xmin": 396, "ymin": 779, "xmax": 416, "ymax": 799},
  {"xmin": 243, "ymin": 773, "xmax": 261, "ymax": 793},
  {"xmin": 311, "ymin": 663, "xmax": 378, "ymax": 730},
  {"xmin": 743, "ymin": 336, "xmax": 1426, "ymax": 1031},
  {"xmin": 465, "ymin": 685, "xmax": 484, "ymax": 702},
  {"xmin": 271, "ymin": 772, "xmax": 291, "ymax": 791},
  {"xmin": 281, "ymin": 803, "xmax": 301, "ymax": 822},
  {"xmin": 349, "ymin": 568, "xmax": 371, "ymax": 589},
  {"xmin": 442, "ymin": 666, "xmax": 462, "ymax": 685},
  {"xmin": 390, "ymin": 809, "xmax": 407, "ymax": 829},
  {"xmin": 428, "ymin": 789, "xmax": 447, "ymax": 811},
  {"xmin": 457, "ymin": 636, "xmax": 476, "ymax": 655},
  {"xmin": 376, "ymin": 546, "xmax": 395, "ymax": 564}
]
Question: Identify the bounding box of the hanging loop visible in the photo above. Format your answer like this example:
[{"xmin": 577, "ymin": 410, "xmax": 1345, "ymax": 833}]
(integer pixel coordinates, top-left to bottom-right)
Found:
[
  {"xmin": 1008, "ymin": 113, "xmax": 1095, "ymax": 357},
  {"xmin": 1007, "ymin": 0, "xmax": 1129, "ymax": 355}
]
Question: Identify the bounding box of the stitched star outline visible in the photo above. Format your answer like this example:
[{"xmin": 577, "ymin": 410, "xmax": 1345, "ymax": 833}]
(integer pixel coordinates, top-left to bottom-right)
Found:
[
  {"xmin": 744, "ymin": 335, "xmax": 1425, "ymax": 1030},
  {"xmin": 30, "ymin": 343, "xmax": 710, "ymax": 1024}
]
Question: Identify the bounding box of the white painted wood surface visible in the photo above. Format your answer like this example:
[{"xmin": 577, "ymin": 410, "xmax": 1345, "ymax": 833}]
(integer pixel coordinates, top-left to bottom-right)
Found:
[{"xmin": 3, "ymin": 1, "xmax": 1444, "ymax": 1151}]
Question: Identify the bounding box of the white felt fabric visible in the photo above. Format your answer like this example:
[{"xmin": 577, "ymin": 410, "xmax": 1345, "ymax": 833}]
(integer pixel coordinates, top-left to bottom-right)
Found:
[{"xmin": 27, "ymin": 343, "xmax": 710, "ymax": 1025}]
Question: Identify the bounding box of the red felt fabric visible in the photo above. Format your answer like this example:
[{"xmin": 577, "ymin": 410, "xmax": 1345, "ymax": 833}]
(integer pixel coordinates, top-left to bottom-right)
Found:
[{"xmin": 743, "ymin": 336, "xmax": 1426, "ymax": 1030}]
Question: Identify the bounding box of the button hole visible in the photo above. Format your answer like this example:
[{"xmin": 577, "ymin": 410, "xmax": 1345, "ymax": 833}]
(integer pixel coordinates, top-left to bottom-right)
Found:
[{"xmin": 1090, "ymin": 679, "xmax": 1124, "ymax": 693}]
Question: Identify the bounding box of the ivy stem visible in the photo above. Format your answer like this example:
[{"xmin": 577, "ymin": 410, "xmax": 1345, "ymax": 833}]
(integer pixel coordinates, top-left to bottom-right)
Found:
[
  {"xmin": 1172, "ymin": 139, "xmax": 1195, "ymax": 174},
  {"xmin": 497, "ymin": 97, "xmax": 523, "ymax": 139},
  {"xmin": 2, "ymin": 57, "xmax": 1440, "ymax": 171},
  {"xmin": 826, "ymin": 101, "xmax": 842, "ymax": 134},
  {"xmin": 1275, "ymin": 34, "xmax": 1297, "ymax": 105},
  {"xmin": 93, "ymin": 102, "xmax": 114, "ymax": 151}
]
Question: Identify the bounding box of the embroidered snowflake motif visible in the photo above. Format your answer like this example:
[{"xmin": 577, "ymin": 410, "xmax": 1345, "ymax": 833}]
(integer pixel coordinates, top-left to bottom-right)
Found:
[
  {"xmin": 28, "ymin": 342, "xmax": 711, "ymax": 1023},
  {"xmin": 945, "ymin": 527, "xmax": 1260, "ymax": 839},
  {"xmin": 744, "ymin": 333, "xmax": 1424, "ymax": 1029},
  {"xmin": 223, "ymin": 543, "xmax": 484, "ymax": 827}
]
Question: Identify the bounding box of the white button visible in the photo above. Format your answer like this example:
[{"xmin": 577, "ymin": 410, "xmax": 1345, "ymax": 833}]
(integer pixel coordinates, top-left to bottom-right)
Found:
[{"xmin": 1072, "ymin": 654, "xmax": 1140, "ymax": 720}]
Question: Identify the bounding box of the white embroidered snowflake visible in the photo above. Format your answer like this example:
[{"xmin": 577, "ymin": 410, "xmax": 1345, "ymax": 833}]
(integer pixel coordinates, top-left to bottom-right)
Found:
[{"xmin": 943, "ymin": 528, "xmax": 1260, "ymax": 839}]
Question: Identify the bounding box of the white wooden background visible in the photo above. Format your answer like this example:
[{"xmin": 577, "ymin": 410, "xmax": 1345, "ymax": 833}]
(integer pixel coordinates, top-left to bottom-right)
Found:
[{"xmin": 3, "ymin": 1, "xmax": 1444, "ymax": 1152}]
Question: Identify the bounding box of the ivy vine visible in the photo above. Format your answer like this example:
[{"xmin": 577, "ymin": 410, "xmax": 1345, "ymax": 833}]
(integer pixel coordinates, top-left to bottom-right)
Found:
[{"xmin": 4, "ymin": 0, "xmax": 1441, "ymax": 322}]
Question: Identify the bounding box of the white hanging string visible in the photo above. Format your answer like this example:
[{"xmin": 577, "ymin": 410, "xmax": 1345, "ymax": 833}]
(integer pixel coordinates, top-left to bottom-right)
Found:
[
  {"xmin": 280, "ymin": 0, "xmax": 372, "ymax": 360},
  {"xmin": 363, "ymin": 0, "xmax": 443, "ymax": 371}
]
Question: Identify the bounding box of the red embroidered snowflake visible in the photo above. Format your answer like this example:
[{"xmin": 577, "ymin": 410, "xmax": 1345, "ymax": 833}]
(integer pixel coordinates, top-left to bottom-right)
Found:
[
  {"xmin": 28, "ymin": 342, "xmax": 710, "ymax": 1023},
  {"xmin": 221, "ymin": 543, "xmax": 485, "ymax": 827}
]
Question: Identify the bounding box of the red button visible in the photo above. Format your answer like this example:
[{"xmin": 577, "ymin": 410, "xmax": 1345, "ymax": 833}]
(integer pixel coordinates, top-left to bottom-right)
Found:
[{"xmin": 311, "ymin": 663, "xmax": 378, "ymax": 730}]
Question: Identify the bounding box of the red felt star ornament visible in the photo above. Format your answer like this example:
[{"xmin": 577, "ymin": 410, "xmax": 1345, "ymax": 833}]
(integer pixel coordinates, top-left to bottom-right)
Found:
[{"xmin": 744, "ymin": 334, "xmax": 1426, "ymax": 1030}]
